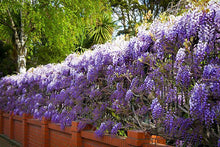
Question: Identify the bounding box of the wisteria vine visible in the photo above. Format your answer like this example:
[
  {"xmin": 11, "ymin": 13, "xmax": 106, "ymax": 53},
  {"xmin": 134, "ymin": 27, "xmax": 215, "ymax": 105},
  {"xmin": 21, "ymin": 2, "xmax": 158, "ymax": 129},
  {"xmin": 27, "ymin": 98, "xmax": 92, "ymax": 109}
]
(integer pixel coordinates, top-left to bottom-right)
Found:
[{"xmin": 0, "ymin": 0, "xmax": 219, "ymax": 146}]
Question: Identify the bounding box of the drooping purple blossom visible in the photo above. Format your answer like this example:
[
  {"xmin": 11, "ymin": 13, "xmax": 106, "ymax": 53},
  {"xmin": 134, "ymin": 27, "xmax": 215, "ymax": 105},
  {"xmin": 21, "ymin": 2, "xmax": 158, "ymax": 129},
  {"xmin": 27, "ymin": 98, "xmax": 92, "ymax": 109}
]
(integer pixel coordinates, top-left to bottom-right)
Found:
[
  {"xmin": 144, "ymin": 76, "xmax": 154, "ymax": 92},
  {"xmin": 125, "ymin": 90, "xmax": 133, "ymax": 101},
  {"xmin": 198, "ymin": 9, "xmax": 216, "ymax": 42},
  {"xmin": 165, "ymin": 88, "xmax": 185, "ymax": 105},
  {"xmin": 111, "ymin": 123, "xmax": 122, "ymax": 135},
  {"xmin": 95, "ymin": 122, "xmax": 108, "ymax": 137},
  {"xmin": 189, "ymin": 83, "xmax": 216, "ymax": 126},
  {"xmin": 151, "ymin": 98, "xmax": 164, "ymax": 120},
  {"xmin": 203, "ymin": 64, "xmax": 218, "ymax": 80},
  {"xmin": 194, "ymin": 41, "xmax": 209, "ymax": 62},
  {"xmin": 176, "ymin": 65, "xmax": 190, "ymax": 87},
  {"xmin": 175, "ymin": 48, "xmax": 186, "ymax": 67},
  {"xmin": 78, "ymin": 121, "xmax": 87, "ymax": 131}
]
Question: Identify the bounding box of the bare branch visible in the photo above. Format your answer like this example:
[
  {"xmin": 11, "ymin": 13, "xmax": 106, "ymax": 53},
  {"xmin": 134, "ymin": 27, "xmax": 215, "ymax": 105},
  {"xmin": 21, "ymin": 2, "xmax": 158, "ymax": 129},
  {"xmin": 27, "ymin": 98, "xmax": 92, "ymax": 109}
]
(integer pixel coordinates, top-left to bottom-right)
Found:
[
  {"xmin": 132, "ymin": 105, "xmax": 145, "ymax": 130},
  {"xmin": 211, "ymin": 128, "xmax": 220, "ymax": 138},
  {"xmin": 178, "ymin": 105, "xmax": 189, "ymax": 114}
]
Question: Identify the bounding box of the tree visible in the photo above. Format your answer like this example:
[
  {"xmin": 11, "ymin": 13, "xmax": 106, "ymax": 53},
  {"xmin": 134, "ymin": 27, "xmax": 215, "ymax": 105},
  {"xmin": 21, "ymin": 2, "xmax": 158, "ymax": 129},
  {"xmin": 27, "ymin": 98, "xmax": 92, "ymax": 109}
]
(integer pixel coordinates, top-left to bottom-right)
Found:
[
  {"xmin": 0, "ymin": 0, "xmax": 25, "ymax": 73},
  {"xmin": 109, "ymin": 0, "xmax": 180, "ymax": 38},
  {"xmin": 139, "ymin": 0, "xmax": 181, "ymax": 18},
  {"xmin": 0, "ymin": 0, "xmax": 113, "ymax": 73},
  {"xmin": 110, "ymin": 0, "xmax": 141, "ymax": 37},
  {"xmin": 88, "ymin": 14, "xmax": 115, "ymax": 45}
]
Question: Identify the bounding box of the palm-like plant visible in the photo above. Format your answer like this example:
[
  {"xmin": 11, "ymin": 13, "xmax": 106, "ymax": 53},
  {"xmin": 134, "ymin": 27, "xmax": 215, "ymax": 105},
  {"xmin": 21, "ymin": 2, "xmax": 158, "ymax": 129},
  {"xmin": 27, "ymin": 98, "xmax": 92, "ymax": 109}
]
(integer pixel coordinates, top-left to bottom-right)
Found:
[{"xmin": 88, "ymin": 14, "xmax": 115, "ymax": 45}]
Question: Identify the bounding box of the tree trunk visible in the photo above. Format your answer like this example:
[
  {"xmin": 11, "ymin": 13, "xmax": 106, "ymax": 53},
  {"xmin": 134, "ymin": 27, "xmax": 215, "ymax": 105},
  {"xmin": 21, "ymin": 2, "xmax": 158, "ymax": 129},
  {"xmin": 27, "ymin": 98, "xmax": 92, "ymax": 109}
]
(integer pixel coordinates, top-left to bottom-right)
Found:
[
  {"xmin": 7, "ymin": 3, "xmax": 27, "ymax": 74},
  {"xmin": 18, "ymin": 1, "xmax": 27, "ymax": 74},
  {"xmin": 17, "ymin": 48, "xmax": 27, "ymax": 74}
]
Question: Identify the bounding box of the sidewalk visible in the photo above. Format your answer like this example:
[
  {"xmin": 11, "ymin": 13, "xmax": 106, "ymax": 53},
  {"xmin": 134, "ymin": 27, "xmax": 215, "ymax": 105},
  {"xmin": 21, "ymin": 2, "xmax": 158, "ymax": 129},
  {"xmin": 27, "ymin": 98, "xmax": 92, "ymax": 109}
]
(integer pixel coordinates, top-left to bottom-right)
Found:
[{"xmin": 0, "ymin": 134, "xmax": 21, "ymax": 147}]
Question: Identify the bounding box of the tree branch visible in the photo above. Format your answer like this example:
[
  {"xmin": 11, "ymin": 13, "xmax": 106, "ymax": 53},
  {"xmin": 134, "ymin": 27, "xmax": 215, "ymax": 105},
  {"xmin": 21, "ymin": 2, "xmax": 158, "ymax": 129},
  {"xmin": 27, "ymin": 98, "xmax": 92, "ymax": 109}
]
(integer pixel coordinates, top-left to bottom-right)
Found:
[
  {"xmin": 7, "ymin": 9, "xmax": 16, "ymax": 30},
  {"xmin": 132, "ymin": 105, "xmax": 145, "ymax": 130},
  {"xmin": 7, "ymin": 9, "xmax": 21, "ymax": 49},
  {"xmin": 0, "ymin": 19, "xmax": 14, "ymax": 31},
  {"xmin": 178, "ymin": 105, "xmax": 189, "ymax": 114}
]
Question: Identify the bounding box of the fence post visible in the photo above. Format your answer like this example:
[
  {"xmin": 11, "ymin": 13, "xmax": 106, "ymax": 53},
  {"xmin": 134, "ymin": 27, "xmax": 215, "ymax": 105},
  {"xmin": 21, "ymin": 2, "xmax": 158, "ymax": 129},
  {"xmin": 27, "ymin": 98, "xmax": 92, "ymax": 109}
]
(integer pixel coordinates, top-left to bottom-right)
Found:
[
  {"xmin": 126, "ymin": 130, "xmax": 151, "ymax": 146},
  {"xmin": 22, "ymin": 113, "xmax": 28, "ymax": 147},
  {"xmin": 70, "ymin": 121, "xmax": 82, "ymax": 147},
  {"xmin": 41, "ymin": 117, "xmax": 49, "ymax": 147},
  {"xmin": 9, "ymin": 112, "xmax": 14, "ymax": 139},
  {"xmin": 0, "ymin": 110, "xmax": 3, "ymax": 134},
  {"xmin": 151, "ymin": 135, "xmax": 166, "ymax": 145}
]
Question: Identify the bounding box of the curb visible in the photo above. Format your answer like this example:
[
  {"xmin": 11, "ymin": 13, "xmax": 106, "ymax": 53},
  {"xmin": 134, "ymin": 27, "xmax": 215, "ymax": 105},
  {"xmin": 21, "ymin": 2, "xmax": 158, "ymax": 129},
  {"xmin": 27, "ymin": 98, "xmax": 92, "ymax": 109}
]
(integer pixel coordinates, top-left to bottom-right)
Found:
[{"xmin": 0, "ymin": 134, "xmax": 21, "ymax": 147}]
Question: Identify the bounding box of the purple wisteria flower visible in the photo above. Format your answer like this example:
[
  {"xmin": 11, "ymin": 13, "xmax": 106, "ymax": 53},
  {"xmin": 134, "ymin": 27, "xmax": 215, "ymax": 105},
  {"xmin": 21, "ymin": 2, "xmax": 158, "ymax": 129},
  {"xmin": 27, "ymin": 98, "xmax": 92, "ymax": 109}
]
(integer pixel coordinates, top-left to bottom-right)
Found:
[
  {"xmin": 189, "ymin": 83, "xmax": 216, "ymax": 126},
  {"xmin": 194, "ymin": 41, "xmax": 209, "ymax": 62},
  {"xmin": 151, "ymin": 98, "xmax": 164, "ymax": 120},
  {"xmin": 175, "ymin": 48, "xmax": 186, "ymax": 67},
  {"xmin": 95, "ymin": 122, "xmax": 108, "ymax": 137},
  {"xmin": 111, "ymin": 123, "xmax": 122, "ymax": 135},
  {"xmin": 203, "ymin": 64, "xmax": 217, "ymax": 79},
  {"xmin": 125, "ymin": 90, "xmax": 133, "ymax": 101},
  {"xmin": 176, "ymin": 65, "xmax": 190, "ymax": 87},
  {"xmin": 144, "ymin": 76, "xmax": 154, "ymax": 92}
]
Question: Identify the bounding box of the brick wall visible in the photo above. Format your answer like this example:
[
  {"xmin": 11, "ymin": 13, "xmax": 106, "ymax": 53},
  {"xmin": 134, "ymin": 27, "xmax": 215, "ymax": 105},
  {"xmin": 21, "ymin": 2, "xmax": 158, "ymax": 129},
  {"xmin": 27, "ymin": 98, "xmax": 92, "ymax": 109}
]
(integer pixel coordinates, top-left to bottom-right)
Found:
[
  {"xmin": 48, "ymin": 124, "xmax": 72, "ymax": 147},
  {"xmin": 0, "ymin": 111, "xmax": 170, "ymax": 147},
  {"xmin": 13, "ymin": 116, "xmax": 23, "ymax": 144},
  {"xmin": 3, "ymin": 113, "xmax": 10, "ymax": 137}
]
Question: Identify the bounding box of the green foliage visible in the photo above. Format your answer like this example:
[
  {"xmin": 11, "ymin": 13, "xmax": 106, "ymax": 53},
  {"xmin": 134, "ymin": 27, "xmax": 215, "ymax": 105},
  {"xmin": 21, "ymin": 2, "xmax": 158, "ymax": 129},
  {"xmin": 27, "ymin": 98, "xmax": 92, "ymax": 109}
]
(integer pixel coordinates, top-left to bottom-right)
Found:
[
  {"xmin": 0, "ymin": 41, "xmax": 16, "ymax": 77},
  {"xmin": 118, "ymin": 130, "xmax": 127, "ymax": 137},
  {"xmin": 88, "ymin": 14, "xmax": 114, "ymax": 45},
  {"xmin": 0, "ymin": 0, "xmax": 113, "ymax": 71},
  {"xmin": 110, "ymin": 0, "xmax": 181, "ymax": 37}
]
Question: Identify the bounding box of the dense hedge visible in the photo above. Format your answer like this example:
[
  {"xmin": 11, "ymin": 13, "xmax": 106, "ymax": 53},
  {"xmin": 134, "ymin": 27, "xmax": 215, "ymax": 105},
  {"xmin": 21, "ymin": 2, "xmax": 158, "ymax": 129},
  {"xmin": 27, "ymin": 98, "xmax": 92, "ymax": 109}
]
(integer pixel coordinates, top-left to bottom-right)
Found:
[{"xmin": 0, "ymin": 0, "xmax": 219, "ymax": 146}]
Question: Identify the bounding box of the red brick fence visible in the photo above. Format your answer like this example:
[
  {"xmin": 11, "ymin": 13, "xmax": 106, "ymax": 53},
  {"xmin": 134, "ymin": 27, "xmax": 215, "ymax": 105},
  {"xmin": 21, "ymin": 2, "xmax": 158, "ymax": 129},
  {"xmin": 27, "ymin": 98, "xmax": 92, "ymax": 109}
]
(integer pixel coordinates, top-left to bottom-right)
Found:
[{"xmin": 0, "ymin": 111, "xmax": 170, "ymax": 147}]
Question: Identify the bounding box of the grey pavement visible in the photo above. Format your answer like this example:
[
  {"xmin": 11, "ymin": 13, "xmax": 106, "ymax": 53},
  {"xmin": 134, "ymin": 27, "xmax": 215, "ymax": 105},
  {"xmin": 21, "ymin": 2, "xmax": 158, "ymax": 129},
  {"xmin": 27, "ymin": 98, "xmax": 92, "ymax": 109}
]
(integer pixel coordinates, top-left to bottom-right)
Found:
[{"xmin": 0, "ymin": 135, "xmax": 21, "ymax": 147}]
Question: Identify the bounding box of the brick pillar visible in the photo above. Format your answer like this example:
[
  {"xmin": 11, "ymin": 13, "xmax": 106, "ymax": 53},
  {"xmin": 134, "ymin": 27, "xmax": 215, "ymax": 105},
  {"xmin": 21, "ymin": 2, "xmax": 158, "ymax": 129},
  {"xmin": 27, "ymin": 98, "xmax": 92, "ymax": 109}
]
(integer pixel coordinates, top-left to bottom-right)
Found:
[
  {"xmin": 41, "ymin": 117, "xmax": 49, "ymax": 147},
  {"xmin": 0, "ymin": 110, "xmax": 3, "ymax": 134},
  {"xmin": 9, "ymin": 112, "xmax": 14, "ymax": 139},
  {"xmin": 22, "ymin": 113, "xmax": 28, "ymax": 147},
  {"xmin": 126, "ymin": 130, "xmax": 151, "ymax": 146},
  {"xmin": 151, "ymin": 135, "xmax": 166, "ymax": 145},
  {"xmin": 70, "ymin": 121, "xmax": 82, "ymax": 147}
]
